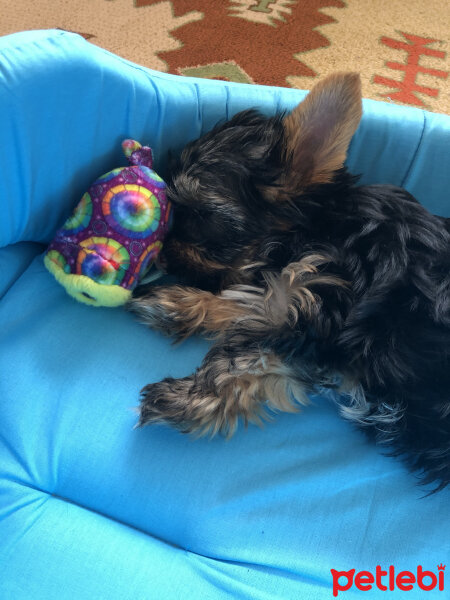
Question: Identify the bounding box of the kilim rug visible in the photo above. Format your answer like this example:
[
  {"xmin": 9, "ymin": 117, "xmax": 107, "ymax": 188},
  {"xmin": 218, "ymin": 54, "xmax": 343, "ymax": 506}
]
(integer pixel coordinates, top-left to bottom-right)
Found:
[{"xmin": 1, "ymin": 0, "xmax": 449, "ymax": 113}]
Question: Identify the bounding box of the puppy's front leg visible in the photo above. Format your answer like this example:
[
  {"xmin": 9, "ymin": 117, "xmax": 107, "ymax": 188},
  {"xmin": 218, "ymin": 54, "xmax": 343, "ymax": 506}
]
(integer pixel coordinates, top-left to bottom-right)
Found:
[
  {"xmin": 138, "ymin": 340, "xmax": 308, "ymax": 436},
  {"xmin": 128, "ymin": 255, "xmax": 349, "ymax": 341},
  {"xmin": 127, "ymin": 285, "xmax": 246, "ymax": 340}
]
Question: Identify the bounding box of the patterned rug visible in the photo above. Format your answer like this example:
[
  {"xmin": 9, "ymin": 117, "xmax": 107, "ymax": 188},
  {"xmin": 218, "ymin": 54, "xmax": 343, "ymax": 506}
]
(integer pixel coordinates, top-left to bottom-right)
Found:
[{"xmin": 2, "ymin": 0, "xmax": 449, "ymax": 113}]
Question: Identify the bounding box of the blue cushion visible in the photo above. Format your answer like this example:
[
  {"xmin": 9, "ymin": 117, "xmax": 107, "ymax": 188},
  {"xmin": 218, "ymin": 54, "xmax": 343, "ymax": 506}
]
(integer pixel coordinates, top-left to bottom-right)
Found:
[
  {"xmin": 0, "ymin": 242, "xmax": 45, "ymax": 299},
  {"xmin": 1, "ymin": 30, "xmax": 449, "ymax": 600}
]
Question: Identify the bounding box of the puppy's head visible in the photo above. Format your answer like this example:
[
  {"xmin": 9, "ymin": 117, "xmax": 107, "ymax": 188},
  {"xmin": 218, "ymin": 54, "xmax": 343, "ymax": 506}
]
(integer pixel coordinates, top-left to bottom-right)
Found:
[{"xmin": 162, "ymin": 73, "xmax": 362, "ymax": 289}]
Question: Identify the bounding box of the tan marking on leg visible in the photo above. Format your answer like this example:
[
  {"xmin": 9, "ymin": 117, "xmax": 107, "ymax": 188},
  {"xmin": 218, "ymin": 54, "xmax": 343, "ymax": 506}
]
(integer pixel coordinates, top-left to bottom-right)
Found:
[
  {"xmin": 155, "ymin": 286, "xmax": 247, "ymax": 337},
  {"xmin": 139, "ymin": 351, "xmax": 310, "ymax": 437}
]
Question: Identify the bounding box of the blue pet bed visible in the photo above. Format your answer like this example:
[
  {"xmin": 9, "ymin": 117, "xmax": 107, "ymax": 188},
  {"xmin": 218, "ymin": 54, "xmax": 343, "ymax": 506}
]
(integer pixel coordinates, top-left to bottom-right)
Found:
[{"xmin": 0, "ymin": 30, "xmax": 449, "ymax": 600}]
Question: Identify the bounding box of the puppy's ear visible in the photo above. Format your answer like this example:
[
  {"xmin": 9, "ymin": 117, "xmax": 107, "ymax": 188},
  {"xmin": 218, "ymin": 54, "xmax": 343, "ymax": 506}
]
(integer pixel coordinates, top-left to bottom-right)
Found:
[{"xmin": 283, "ymin": 72, "xmax": 362, "ymax": 187}]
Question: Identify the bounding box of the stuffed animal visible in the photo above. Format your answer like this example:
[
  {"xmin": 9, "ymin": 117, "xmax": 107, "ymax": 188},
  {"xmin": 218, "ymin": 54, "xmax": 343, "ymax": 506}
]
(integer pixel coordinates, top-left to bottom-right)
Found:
[{"xmin": 44, "ymin": 140, "xmax": 171, "ymax": 307}]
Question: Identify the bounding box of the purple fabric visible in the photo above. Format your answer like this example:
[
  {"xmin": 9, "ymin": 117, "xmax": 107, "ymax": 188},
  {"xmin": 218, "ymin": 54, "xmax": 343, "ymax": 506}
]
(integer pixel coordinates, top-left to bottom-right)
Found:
[{"xmin": 46, "ymin": 142, "xmax": 171, "ymax": 292}]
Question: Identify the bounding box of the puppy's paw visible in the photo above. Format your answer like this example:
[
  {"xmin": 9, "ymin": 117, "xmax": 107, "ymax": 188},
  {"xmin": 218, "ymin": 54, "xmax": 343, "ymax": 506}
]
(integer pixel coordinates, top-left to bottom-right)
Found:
[
  {"xmin": 138, "ymin": 377, "xmax": 192, "ymax": 428},
  {"xmin": 137, "ymin": 376, "xmax": 230, "ymax": 437},
  {"xmin": 127, "ymin": 286, "xmax": 196, "ymax": 340}
]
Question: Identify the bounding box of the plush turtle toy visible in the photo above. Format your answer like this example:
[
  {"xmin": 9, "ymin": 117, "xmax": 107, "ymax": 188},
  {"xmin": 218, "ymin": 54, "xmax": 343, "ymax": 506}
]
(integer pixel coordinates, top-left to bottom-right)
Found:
[{"xmin": 44, "ymin": 140, "xmax": 171, "ymax": 307}]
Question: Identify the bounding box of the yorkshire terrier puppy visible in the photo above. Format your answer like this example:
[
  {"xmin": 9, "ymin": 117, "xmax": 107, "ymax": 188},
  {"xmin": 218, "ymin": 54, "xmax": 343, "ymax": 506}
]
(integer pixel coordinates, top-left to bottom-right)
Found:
[{"xmin": 128, "ymin": 73, "xmax": 450, "ymax": 490}]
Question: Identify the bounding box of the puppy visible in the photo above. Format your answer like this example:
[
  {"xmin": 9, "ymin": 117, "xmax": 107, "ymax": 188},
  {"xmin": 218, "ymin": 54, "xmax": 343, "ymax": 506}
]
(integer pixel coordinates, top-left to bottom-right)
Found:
[{"xmin": 129, "ymin": 73, "xmax": 450, "ymax": 491}]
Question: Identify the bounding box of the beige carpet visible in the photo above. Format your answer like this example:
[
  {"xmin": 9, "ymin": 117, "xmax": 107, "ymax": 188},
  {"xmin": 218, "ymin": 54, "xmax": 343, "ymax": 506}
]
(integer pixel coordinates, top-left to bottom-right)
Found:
[{"xmin": 1, "ymin": 0, "xmax": 449, "ymax": 113}]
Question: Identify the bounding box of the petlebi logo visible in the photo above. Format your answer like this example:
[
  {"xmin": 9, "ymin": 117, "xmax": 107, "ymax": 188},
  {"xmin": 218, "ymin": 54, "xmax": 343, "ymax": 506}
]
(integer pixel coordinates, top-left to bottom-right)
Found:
[{"xmin": 330, "ymin": 564, "xmax": 445, "ymax": 596}]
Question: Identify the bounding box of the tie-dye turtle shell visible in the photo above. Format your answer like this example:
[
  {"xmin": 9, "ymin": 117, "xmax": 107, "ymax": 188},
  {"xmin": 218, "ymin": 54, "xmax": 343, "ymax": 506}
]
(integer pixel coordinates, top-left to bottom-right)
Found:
[{"xmin": 45, "ymin": 140, "xmax": 171, "ymax": 307}]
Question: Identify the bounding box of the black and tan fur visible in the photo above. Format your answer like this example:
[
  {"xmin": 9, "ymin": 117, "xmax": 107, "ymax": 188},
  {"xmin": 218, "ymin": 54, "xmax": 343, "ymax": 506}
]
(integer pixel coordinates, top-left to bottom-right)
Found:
[{"xmin": 129, "ymin": 73, "xmax": 450, "ymax": 491}]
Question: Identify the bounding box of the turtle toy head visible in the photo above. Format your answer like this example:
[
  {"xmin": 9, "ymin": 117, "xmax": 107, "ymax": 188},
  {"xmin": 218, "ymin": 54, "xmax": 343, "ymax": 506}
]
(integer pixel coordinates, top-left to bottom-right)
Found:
[{"xmin": 44, "ymin": 140, "xmax": 171, "ymax": 307}]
